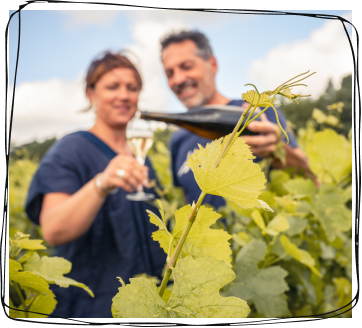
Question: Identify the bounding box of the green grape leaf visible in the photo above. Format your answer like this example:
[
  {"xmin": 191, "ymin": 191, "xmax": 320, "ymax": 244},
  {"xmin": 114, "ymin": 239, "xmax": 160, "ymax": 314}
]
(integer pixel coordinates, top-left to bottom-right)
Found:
[
  {"xmin": 275, "ymin": 195, "xmax": 297, "ymax": 213},
  {"xmin": 282, "ymin": 261, "xmax": 319, "ymax": 307},
  {"xmin": 232, "ymin": 231, "xmax": 250, "ymax": 247},
  {"xmin": 242, "ymin": 90, "xmax": 271, "ymax": 107},
  {"xmin": 23, "ymin": 252, "xmax": 94, "ymax": 297},
  {"xmin": 269, "ymin": 170, "xmax": 290, "ymax": 196},
  {"xmin": 13, "ymin": 292, "xmax": 57, "ymax": 318},
  {"xmin": 266, "ymin": 213, "xmax": 290, "ymax": 236},
  {"xmin": 222, "ymin": 134, "xmax": 255, "ymax": 159},
  {"xmin": 283, "ymin": 178, "xmax": 317, "ymax": 199},
  {"xmin": 312, "ymin": 108, "xmax": 327, "ymax": 124},
  {"xmin": 112, "ymin": 277, "xmax": 168, "ymax": 318},
  {"xmin": 112, "ymin": 256, "xmax": 250, "ymax": 318},
  {"xmin": 333, "ymin": 277, "xmax": 352, "ymax": 310},
  {"xmin": 187, "ymin": 136, "xmax": 271, "ymax": 211},
  {"xmin": 285, "ymin": 216, "xmax": 308, "ymax": 237},
  {"xmin": 312, "ymin": 185, "xmax": 352, "ymax": 242},
  {"xmin": 279, "ymin": 235, "xmax": 321, "ymax": 277},
  {"xmin": 227, "ymin": 240, "xmax": 290, "ymax": 317},
  {"xmin": 146, "ymin": 209, "xmax": 169, "ymax": 232},
  {"xmin": 169, "ymin": 256, "xmax": 250, "ymax": 318},
  {"xmin": 9, "ymin": 259, "xmax": 51, "ymax": 294},
  {"xmin": 344, "ymin": 184, "xmax": 352, "ymax": 202},
  {"xmin": 336, "ymin": 239, "xmax": 352, "ymax": 280},
  {"xmin": 320, "ymin": 241, "xmax": 336, "ymax": 260},
  {"xmin": 151, "ymin": 204, "xmax": 232, "ymax": 264},
  {"xmin": 15, "ymin": 238, "xmax": 46, "ymax": 251},
  {"xmin": 305, "ymin": 129, "xmax": 352, "ymax": 184},
  {"xmin": 251, "ymin": 209, "xmax": 266, "ymax": 234}
]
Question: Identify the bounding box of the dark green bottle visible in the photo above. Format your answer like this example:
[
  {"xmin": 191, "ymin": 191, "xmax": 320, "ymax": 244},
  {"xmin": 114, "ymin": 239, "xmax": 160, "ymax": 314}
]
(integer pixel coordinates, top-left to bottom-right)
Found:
[{"xmin": 140, "ymin": 104, "xmax": 260, "ymax": 140}]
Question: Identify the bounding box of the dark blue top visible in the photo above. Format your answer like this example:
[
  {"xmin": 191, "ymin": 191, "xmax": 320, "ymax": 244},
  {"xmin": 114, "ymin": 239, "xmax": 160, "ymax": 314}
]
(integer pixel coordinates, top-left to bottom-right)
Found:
[
  {"xmin": 170, "ymin": 99, "xmax": 298, "ymax": 209},
  {"xmin": 25, "ymin": 131, "xmax": 166, "ymax": 318}
]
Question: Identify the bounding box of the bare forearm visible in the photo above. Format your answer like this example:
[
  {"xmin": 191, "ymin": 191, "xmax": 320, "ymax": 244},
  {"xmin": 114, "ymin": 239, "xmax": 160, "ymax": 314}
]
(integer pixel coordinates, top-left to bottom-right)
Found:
[
  {"xmin": 271, "ymin": 144, "xmax": 310, "ymax": 171},
  {"xmin": 40, "ymin": 179, "xmax": 106, "ymax": 246}
]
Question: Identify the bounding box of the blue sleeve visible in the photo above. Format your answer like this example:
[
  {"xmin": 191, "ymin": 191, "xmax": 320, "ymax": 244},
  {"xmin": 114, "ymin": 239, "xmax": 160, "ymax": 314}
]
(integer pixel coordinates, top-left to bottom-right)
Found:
[
  {"xmin": 265, "ymin": 107, "xmax": 298, "ymax": 148},
  {"xmin": 25, "ymin": 141, "xmax": 83, "ymax": 225}
]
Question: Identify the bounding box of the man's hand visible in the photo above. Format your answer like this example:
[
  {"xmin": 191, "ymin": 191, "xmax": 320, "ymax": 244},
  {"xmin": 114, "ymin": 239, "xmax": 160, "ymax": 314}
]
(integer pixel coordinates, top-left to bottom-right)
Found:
[
  {"xmin": 242, "ymin": 114, "xmax": 279, "ymax": 158},
  {"xmin": 242, "ymin": 113, "xmax": 319, "ymax": 185}
]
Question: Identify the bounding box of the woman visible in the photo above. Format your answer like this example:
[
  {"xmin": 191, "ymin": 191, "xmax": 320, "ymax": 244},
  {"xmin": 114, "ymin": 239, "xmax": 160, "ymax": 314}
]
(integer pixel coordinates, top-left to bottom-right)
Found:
[{"xmin": 25, "ymin": 52, "xmax": 166, "ymax": 318}]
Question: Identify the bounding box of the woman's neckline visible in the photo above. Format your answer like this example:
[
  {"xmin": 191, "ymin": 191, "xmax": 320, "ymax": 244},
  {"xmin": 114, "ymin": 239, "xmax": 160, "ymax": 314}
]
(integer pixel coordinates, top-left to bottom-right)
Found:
[{"xmin": 86, "ymin": 128, "xmax": 132, "ymax": 156}]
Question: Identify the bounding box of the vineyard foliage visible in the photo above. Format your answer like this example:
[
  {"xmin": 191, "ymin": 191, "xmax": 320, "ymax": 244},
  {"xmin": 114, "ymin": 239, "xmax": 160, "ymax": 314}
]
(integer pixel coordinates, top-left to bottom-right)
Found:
[
  {"xmin": 9, "ymin": 232, "xmax": 93, "ymax": 318},
  {"xmin": 8, "ymin": 156, "xmax": 93, "ymax": 318},
  {"xmin": 145, "ymin": 103, "xmax": 353, "ymax": 318},
  {"xmin": 8, "ymin": 91, "xmax": 352, "ymax": 317}
]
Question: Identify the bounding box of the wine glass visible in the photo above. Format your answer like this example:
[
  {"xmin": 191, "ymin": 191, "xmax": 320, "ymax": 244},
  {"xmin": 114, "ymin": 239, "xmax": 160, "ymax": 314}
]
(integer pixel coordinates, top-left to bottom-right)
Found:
[{"xmin": 126, "ymin": 120, "xmax": 155, "ymax": 201}]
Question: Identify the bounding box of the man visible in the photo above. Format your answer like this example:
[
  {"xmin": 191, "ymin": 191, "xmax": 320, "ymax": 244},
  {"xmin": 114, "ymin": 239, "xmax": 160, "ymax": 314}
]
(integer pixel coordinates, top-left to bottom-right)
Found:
[{"xmin": 160, "ymin": 30, "xmax": 310, "ymax": 208}]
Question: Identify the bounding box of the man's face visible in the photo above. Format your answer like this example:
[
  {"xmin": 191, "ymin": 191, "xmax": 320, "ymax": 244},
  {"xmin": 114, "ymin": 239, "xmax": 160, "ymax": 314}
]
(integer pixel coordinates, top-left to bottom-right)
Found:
[{"xmin": 161, "ymin": 40, "xmax": 217, "ymax": 109}]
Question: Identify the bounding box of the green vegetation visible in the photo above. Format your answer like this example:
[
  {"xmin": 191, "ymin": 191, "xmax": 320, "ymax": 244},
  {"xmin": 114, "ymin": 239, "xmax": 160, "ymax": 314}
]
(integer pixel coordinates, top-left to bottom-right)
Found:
[
  {"xmin": 10, "ymin": 137, "xmax": 57, "ymax": 161},
  {"xmin": 281, "ymin": 74, "xmax": 352, "ymax": 136},
  {"xmin": 9, "ymin": 232, "xmax": 93, "ymax": 318},
  {"xmin": 121, "ymin": 72, "xmax": 353, "ymax": 318},
  {"xmin": 8, "ymin": 72, "xmax": 352, "ymax": 318}
]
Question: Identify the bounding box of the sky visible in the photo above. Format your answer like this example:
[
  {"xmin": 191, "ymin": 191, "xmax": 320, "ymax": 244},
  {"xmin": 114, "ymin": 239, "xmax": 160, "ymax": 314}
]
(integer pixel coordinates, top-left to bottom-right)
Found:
[{"xmin": 6, "ymin": 5, "xmax": 354, "ymax": 145}]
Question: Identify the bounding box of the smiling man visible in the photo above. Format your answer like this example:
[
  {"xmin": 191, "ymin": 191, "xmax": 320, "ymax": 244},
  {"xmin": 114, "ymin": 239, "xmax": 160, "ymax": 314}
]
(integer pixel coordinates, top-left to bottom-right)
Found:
[{"xmin": 160, "ymin": 30, "xmax": 310, "ymax": 207}]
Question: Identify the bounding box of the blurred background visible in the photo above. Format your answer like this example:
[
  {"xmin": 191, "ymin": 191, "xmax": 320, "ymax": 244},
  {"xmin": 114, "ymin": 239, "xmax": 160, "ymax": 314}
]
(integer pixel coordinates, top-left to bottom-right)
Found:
[
  {"xmin": 8, "ymin": 9, "xmax": 352, "ymax": 148},
  {"xmin": 7, "ymin": 8, "xmax": 355, "ymax": 319}
]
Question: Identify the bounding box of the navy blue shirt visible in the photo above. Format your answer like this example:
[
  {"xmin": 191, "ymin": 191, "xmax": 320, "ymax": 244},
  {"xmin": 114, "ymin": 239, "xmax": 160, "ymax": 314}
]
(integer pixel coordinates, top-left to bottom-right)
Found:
[
  {"xmin": 25, "ymin": 131, "xmax": 166, "ymax": 318},
  {"xmin": 170, "ymin": 99, "xmax": 298, "ymax": 208}
]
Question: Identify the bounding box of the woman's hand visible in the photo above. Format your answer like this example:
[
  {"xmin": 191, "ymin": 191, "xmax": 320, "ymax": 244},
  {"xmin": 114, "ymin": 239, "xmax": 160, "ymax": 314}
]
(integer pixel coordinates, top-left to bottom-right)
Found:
[{"xmin": 99, "ymin": 154, "xmax": 149, "ymax": 193}]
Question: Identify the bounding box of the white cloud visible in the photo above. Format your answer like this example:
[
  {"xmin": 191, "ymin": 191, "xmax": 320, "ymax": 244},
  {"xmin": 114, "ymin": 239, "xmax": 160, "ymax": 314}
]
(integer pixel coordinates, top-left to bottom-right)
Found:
[
  {"xmin": 249, "ymin": 16, "xmax": 353, "ymax": 98},
  {"xmin": 125, "ymin": 10, "xmax": 243, "ymax": 113},
  {"xmin": 59, "ymin": 10, "xmax": 123, "ymax": 29},
  {"xmin": 11, "ymin": 77, "xmax": 94, "ymax": 145},
  {"xmin": 9, "ymin": 75, "xmax": 171, "ymax": 146}
]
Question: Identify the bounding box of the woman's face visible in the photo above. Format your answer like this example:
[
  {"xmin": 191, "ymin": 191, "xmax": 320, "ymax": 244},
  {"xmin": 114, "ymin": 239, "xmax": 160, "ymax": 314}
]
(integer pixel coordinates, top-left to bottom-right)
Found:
[{"xmin": 88, "ymin": 67, "xmax": 140, "ymax": 128}]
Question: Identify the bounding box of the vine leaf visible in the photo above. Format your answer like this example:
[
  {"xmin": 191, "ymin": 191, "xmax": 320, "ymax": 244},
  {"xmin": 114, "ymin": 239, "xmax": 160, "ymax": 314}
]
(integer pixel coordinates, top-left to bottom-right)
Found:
[
  {"xmin": 279, "ymin": 235, "xmax": 321, "ymax": 277},
  {"xmin": 251, "ymin": 210, "xmax": 289, "ymax": 236},
  {"xmin": 227, "ymin": 240, "xmax": 291, "ymax": 317},
  {"xmin": 112, "ymin": 256, "xmax": 250, "ymax": 318},
  {"xmin": 112, "ymin": 277, "xmax": 168, "ymax": 318},
  {"xmin": 9, "ymin": 259, "xmax": 51, "ymax": 295},
  {"xmin": 23, "ymin": 252, "xmax": 94, "ymax": 297},
  {"xmin": 187, "ymin": 136, "xmax": 272, "ymax": 212},
  {"xmin": 283, "ymin": 178, "xmax": 317, "ymax": 199},
  {"xmin": 242, "ymin": 90, "xmax": 272, "ymax": 107},
  {"xmin": 12, "ymin": 292, "xmax": 57, "ymax": 318},
  {"xmin": 305, "ymin": 129, "xmax": 352, "ymax": 184},
  {"xmin": 336, "ymin": 239, "xmax": 352, "ymax": 280},
  {"xmin": 266, "ymin": 213, "xmax": 290, "ymax": 236},
  {"xmin": 312, "ymin": 185, "xmax": 351, "ymax": 242},
  {"xmin": 15, "ymin": 238, "xmax": 46, "ymax": 251},
  {"xmin": 151, "ymin": 204, "xmax": 232, "ymax": 264}
]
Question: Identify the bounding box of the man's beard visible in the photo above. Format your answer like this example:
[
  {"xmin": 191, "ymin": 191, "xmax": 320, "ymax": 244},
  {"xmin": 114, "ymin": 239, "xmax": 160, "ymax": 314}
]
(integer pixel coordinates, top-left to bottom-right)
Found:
[{"xmin": 173, "ymin": 79, "xmax": 213, "ymax": 110}]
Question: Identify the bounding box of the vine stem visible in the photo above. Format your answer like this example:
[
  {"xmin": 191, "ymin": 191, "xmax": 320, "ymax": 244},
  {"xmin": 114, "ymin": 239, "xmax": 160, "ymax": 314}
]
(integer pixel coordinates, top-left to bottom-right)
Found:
[
  {"xmin": 262, "ymin": 252, "xmax": 288, "ymax": 269},
  {"xmin": 159, "ymin": 103, "xmax": 263, "ymax": 297},
  {"xmin": 13, "ymin": 282, "xmax": 28, "ymax": 318},
  {"xmin": 214, "ymin": 104, "xmax": 252, "ymax": 168},
  {"xmin": 158, "ymin": 192, "xmax": 206, "ymax": 297}
]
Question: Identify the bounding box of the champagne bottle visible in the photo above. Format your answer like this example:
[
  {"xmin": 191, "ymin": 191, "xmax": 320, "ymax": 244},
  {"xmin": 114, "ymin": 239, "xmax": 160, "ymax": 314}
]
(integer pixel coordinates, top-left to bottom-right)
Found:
[{"xmin": 140, "ymin": 104, "xmax": 261, "ymax": 140}]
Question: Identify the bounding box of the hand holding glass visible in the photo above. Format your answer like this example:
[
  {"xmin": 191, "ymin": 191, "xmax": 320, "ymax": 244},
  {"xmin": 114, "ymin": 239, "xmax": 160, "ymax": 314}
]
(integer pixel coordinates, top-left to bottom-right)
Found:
[{"xmin": 126, "ymin": 126, "xmax": 154, "ymax": 201}]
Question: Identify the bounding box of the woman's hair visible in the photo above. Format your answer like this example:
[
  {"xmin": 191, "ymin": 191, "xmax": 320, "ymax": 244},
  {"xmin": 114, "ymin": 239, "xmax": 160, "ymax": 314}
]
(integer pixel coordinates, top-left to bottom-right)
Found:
[{"xmin": 85, "ymin": 51, "xmax": 143, "ymax": 93}]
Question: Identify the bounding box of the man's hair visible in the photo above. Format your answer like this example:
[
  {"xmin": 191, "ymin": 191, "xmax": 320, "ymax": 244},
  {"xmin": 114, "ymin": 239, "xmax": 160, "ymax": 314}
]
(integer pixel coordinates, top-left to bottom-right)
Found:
[{"xmin": 160, "ymin": 30, "xmax": 213, "ymax": 60}]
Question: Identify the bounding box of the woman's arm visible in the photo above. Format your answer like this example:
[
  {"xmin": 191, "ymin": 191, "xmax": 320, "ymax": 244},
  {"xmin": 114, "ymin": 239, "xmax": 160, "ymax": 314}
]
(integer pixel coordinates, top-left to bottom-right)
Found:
[{"xmin": 40, "ymin": 154, "xmax": 148, "ymax": 246}]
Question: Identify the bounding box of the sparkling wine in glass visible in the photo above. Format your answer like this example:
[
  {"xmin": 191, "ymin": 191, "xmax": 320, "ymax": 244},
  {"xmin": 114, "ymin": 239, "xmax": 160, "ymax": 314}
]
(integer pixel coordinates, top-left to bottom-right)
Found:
[{"xmin": 126, "ymin": 126, "xmax": 155, "ymax": 201}]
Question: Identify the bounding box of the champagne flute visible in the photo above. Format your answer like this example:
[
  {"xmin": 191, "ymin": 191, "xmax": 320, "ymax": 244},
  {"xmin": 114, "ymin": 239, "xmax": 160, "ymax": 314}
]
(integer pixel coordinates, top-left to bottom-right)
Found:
[{"xmin": 126, "ymin": 121, "xmax": 155, "ymax": 201}]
